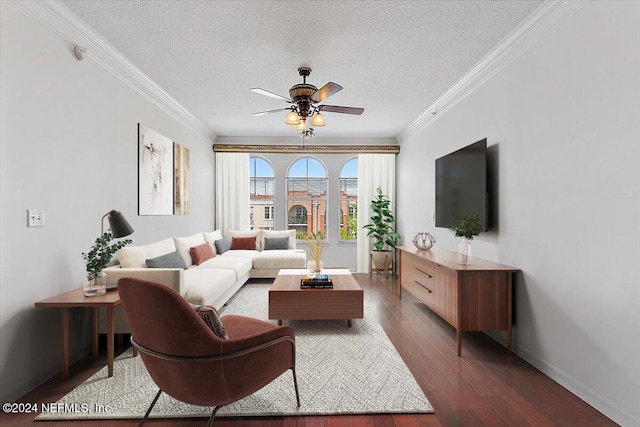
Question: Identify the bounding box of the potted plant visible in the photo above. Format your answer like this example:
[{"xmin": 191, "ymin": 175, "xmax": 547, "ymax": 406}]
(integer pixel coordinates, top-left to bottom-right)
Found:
[
  {"xmin": 452, "ymin": 215, "xmax": 483, "ymax": 265},
  {"xmin": 363, "ymin": 186, "xmax": 401, "ymax": 271},
  {"xmin": 81, "ymin": 232, "xmax": 131, "ymax": 296}
]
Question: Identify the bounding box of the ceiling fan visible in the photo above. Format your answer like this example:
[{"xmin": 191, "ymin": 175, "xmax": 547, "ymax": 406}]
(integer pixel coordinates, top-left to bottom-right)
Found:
[{"xmin": 250, "ymin": 67, "xmax": 364, "ymax": 134}]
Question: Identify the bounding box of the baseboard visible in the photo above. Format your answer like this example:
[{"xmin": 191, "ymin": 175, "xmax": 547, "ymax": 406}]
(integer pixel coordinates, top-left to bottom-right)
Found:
[{"xmin": 485, "ymin": 331, "xmax": 636, "ymax": 426}]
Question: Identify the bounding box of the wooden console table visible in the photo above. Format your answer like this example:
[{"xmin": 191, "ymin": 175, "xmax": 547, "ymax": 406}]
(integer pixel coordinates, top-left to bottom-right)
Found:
[
  {"xmin": 398, "ymin": 246, "xmax": 519, "ymax": 356},
  {"xmin": 35, "ymin": 288, "xmax": 121, "ymax": 380}
]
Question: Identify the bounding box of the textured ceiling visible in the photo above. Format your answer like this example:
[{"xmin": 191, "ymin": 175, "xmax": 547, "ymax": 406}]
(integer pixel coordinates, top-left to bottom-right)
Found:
[{"xmin": 61, "ymin": 0, "xmax": 542, "ymax": 139}]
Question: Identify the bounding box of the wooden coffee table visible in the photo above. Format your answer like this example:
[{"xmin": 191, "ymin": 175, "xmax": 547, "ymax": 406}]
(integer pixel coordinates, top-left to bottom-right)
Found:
[{"xmin": 269, "ymin": 269, "xmax": 364, "ymax": 327}]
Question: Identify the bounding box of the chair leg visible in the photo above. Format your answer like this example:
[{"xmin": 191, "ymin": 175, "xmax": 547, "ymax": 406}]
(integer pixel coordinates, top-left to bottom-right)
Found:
[
  {"xmin": 139, "ymin": 388, "xmax": 162, "ymax": 427},
  {"xmin": 206, "ymin": 406, "xmax": 222, "ymax": 427},
  {"xmin": 291, "ymin": 367, "xmax": 301, "ymax": 408}
]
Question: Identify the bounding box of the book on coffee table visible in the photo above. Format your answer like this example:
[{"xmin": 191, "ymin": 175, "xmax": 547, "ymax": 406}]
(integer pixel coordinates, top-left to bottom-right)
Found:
[{"xmin": 300, "ymin": 274, "xmax": 333, "ymax": 289}]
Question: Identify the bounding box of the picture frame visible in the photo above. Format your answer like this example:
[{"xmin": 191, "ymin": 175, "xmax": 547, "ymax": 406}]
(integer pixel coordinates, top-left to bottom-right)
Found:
[
  {"xmin": 138, "ymin": 124, "xmax": 174, "ymax": 215},
  {"xmin": 174, "ymin": 143, "xmax": 190, "ymax": 215}
]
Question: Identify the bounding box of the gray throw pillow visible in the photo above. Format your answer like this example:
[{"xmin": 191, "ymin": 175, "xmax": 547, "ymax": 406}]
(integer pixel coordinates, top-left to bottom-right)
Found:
[
  {"xmin": 214, "ymin": 238, "xmax": 231, "ymax": 254},
  {"xmin": 264, "ymin": 237, "xmax": 290, "ymax": 250},
  {"xmin": 189, "ymin": 303, "xmax": 228, "ymax": 339},
  {"xmin": 145, "ymin": 250, "xmax": 188, "ymax": 269}
]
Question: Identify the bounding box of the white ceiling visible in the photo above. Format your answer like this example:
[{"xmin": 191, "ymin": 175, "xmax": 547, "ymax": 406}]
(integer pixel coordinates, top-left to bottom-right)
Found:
[{"xmin": 61, "ymin": 0, "xmax": 543, "ymax": 139}]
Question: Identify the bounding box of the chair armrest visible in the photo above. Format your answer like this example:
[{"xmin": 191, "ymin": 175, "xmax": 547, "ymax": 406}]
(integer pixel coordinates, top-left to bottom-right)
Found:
[{"xmin": 104, "ymin": 267, "xmax": 185, "ymax": 294}]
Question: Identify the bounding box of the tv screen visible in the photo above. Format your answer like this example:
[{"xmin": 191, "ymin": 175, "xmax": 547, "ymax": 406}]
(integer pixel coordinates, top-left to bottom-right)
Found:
[{"xmin": 435, "ymin": 138, "xmax": 488, "ymax": 230}]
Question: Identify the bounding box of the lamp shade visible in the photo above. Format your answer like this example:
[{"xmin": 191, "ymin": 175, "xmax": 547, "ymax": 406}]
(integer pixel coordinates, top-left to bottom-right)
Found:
[
  {"xmin": 285, "ymin": 111, "xmax": 301, "ymax": 125},
  {"xmin": 295, "ymin": 120, "xmax": 309, "ymax": 132},
  {"xmin": 311, "ymin": 112, "xmax": 326, "ymax": 127},
  {"xmin": 107, "ymin": 210, "xmax": 134, "ymax": 238}
]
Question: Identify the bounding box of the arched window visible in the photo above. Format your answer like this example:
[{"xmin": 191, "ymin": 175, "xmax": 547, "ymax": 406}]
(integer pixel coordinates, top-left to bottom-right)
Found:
[
  {"xmin": 339, "ymin": 158, "xmax": 358, "ymax": 240},
  {"xmin": 249, "ymin": 156, "xmax": 275, "ymax": 231},
  {"xmin": 287, "ymin": 157, "xmax": 327, "ymax": 238}
]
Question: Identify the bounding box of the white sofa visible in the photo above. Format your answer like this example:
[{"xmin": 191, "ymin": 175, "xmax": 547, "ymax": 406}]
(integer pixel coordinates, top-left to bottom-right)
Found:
[{"xmin": 101, "ymin": 229, "xmax": 306, "ymax": 332}]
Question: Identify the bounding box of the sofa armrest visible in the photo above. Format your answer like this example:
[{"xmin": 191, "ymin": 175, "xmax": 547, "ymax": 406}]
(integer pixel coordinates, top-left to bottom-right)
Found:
[{"xmin": 104, "ymin": 266, "xmax": 185, "ymax": 294}]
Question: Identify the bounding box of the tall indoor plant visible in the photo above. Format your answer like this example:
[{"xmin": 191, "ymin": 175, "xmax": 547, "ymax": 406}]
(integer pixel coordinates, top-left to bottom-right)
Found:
[
  {"xmin": 363, "ymin": 186, "xmax": 401, "ymax": 271},
  {"xmin": 452, "ymin": 214, "xmax": 483, "ymax": 265}
]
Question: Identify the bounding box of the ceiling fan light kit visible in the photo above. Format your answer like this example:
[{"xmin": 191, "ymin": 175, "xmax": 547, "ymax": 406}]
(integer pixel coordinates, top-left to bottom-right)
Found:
[{"xmin": 251, "ymin": 67, "xmax": 363, "ymax": 136}]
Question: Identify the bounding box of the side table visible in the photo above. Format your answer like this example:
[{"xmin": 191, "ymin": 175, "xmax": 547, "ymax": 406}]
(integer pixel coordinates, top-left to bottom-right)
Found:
[{"xmin": 35, "ymin": 288, "xmax": 121, "ymax": 380}]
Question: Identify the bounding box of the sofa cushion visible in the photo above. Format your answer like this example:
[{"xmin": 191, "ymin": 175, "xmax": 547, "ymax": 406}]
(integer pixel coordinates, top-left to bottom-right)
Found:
[
  {"xmin": 174, "ymin": 233, "xmax": 206, "ymax": 267},
  {"xmin": 195, "ymin": 255, "xmax": 253, "ymax": 280},
  {"xmin": 262, "ymin": 229, "xmax": 296, "ymax": 250},
  {"xmin": 189, "ymin": 303, "xmax": 228, "ymax": 339},
  {"xmin": 145, "ymin": 250, "xmax": 188, "ymax": 269},
  {"xmin": 189, "ymin": 243, "xmax": 215, "ymax": 265},
  {"xmin": 264, "ymin": 237, "xmax": 290, "ymax": 250},
  {"xmin": 227, "ymin": 229, "xmax": 262, "ymax": 250},
  {"xmin": 214, "ymin": 239, "xmax": 231, "ymax": 254},
  {"xmin": 253, "ymin": 249, "xmax": 307, "ymax": 270},
  {"xmin": 203, "ymin": 230, "xmax": 224, "ymax": 254},
  {"xmin": 231, "ymin": 236, "xmax": 257, "ymax": 250},
  {"xmin": 117, "ymin": 238, "xmax": 176, "ymax": 268},
  {"xmin": 220, "ymin": 250, "xmax": 260, "ymax": 261},
  {"xmin": 183, "ymin": 267, "xmax": 236, "ymax": 306}
]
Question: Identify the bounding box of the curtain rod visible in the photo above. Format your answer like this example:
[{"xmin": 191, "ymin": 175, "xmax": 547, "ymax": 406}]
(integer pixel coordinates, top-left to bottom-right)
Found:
[{"xmin": 213, "ymin": 144, "xmax": 399, "ymax": 154}]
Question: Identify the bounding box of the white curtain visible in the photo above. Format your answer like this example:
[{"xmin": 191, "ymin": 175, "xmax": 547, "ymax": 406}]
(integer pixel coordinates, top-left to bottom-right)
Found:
[
  {"xmin": 357, "ymin": 154, "xmax": 396, "ymax": 273},
  {"xmin": 215, "ymin": 152, "xmax": 250, "ymax": 235}
]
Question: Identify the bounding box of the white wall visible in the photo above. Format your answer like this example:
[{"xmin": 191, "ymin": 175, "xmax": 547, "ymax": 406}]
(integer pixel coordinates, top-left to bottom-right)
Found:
[
  {"xmin": 0, "ymin": 2, "xmax": 215, "ymax": 402},
  {"xmin": 396, "ymin": 2, "xmax": 639, "ymax": 425}
]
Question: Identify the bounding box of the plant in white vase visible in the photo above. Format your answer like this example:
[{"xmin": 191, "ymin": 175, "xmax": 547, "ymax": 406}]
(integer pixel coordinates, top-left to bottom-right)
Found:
[{"xmin": 452, "ymin": 215, "xmax": 483, "ymax": 265}]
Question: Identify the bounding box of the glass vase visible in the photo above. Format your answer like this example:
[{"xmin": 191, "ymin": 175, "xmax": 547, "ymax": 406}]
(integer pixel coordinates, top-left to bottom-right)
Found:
[
  {"xmin": 83, "ymin": 271, "xmax": 107, "ymax": 297},
  {"xmin": 458, "ymin": 238, "xmax": 472, "ymax": 265},
  {"xmin": 307, "ymin": 260, "xmax": 324, "ymax": 274}
]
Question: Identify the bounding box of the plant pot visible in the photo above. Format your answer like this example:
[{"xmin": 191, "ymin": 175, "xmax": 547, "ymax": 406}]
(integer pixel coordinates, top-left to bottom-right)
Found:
[
  {"xmin": 307, "ymin": 260, "xmax": 324, "ymax": 274},
  {"xmin": 458, "ymin": 238, "xmax": 472, "ymax": 265},
  {"xmin": 371, "ymin": 250, "xmax": 393, "ymax": 270},
  {"xmin": 83, "ymin": 271, "xmax": 106, "ymax": 297}
]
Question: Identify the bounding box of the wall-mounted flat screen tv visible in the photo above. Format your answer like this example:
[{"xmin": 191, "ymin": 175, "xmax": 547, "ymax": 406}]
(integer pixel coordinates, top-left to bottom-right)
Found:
[{"xmin": 435, "ymin": 138, "xmax": 488, "ymax": 230}]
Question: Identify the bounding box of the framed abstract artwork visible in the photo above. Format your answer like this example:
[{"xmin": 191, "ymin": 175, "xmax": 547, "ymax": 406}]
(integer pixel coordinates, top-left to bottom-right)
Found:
[
  {"xmin": 138, "ymin": 124, "xmax": 174, "ymax": 215},
  {"xmin": 174, "ymin": 143, "xmax": 190, "ymax": 215}
]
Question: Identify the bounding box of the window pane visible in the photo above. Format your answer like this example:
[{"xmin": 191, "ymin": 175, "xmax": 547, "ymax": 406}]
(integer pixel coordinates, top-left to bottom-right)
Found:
[
  {"xmin": 287, "ymin": 158, "xmax": 327, "ymax": 237},
  {"xmin": 339, "ymin": 159, "xmax": 358, "ymax": 240},
  {"xmin": 250, "ymin": 157, "xmax": 275, "ymax": 231}
]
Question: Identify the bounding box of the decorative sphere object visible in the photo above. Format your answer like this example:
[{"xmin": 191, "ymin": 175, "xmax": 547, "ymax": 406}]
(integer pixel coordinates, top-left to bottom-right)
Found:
[{"xmin": 413, "ymin": 232, "xmax": 436, "ymax": 250}]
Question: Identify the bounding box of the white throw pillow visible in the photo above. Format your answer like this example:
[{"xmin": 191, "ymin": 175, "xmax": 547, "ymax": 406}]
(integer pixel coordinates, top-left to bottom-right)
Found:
[
  {"xmin": 203, "ymin": 230, "xmax": 224, "ymax": 254},
  {"xmin": 117, "ymin": 238, "xmax": 176, "ymax": 268},
  {"xmin": 262, "ymin": 229, "xmax": 296, "ymax": 250},
  {"xmin": 174, "ymin": 233, "xmax": 206, "ymax": 267},
  {"xmin": 226, "ymin": 229, "xmax": 262, "ymax": 251}
]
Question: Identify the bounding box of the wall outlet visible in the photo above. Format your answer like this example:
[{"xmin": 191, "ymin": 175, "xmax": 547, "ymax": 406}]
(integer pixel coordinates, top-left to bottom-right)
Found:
[
  {"xmin": 431, "ymin": 212, "xmax": 435, "ymax": 222},
  {"xmin": 27, "ymin": 210, "xmax": 44, "ymax": 227}
]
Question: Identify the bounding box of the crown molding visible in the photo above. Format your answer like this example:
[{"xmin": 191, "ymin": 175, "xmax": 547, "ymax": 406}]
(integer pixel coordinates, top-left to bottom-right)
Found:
[
  {"xmin": 398, "ymin": 0, "xmax": 589, "ymax": 143},
  {"xmin": 14, "ymin": 0, "xmax": 214, "ymax": 141}
]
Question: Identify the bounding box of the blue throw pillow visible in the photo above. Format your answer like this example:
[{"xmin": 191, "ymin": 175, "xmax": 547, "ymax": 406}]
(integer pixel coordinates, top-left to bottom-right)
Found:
[
  {"xmin": 145, "ymin": 250, "xmax": 187, "ymax": 269},
  {"xmin": 264, "ymin": 237, "xmax": 290, "ymax": 250},
  {"xmin": 214, "ymin": 238, "xmax": 231, "ymax": 254}
]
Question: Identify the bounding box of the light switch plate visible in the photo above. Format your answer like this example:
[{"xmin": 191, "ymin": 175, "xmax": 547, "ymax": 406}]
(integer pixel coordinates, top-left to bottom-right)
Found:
[{"xmin": 27, "ymin": 210, "xmax": 44, "ymax": 227}]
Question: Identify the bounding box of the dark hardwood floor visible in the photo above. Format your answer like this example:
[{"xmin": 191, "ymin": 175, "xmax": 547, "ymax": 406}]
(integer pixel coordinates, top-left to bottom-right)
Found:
[{"xmin": 1, "ymin": 274, "xmax": 616, "ymax": 426}]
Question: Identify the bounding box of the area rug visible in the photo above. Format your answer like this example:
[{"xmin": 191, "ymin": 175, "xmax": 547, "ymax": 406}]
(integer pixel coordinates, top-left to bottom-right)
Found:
[{"xmin": 37, "ymin": 282, "xmax": 433, "ymax": 420}]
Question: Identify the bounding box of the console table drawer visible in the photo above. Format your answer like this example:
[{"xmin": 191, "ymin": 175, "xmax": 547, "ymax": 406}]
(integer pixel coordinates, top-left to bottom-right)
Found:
[{"xmin": 412, "ymin": 277, "xmax": 435, "ymax": 307}]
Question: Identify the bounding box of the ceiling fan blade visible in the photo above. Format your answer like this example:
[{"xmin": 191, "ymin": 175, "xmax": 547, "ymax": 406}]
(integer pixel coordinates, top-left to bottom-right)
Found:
[
  {"xmin": 311, "ymin": 82, "xmax": 343, "ymax": 102},
  {"xmin": 318, "ymin": 105, "xmax": 364, "ymax": 115},
  {"xmin": 251, "ymin": 108, "xmax": 289, "ymax": 117},
  {"xmin": 250, "ymin": 88, "xmax": 291, "ymax": 103}
]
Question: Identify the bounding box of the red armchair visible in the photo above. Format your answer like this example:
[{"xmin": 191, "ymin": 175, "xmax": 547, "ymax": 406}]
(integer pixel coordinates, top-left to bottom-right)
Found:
[{"xmin": 117, "ymin": 277, "xmax": 300, "ymax": 426}]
